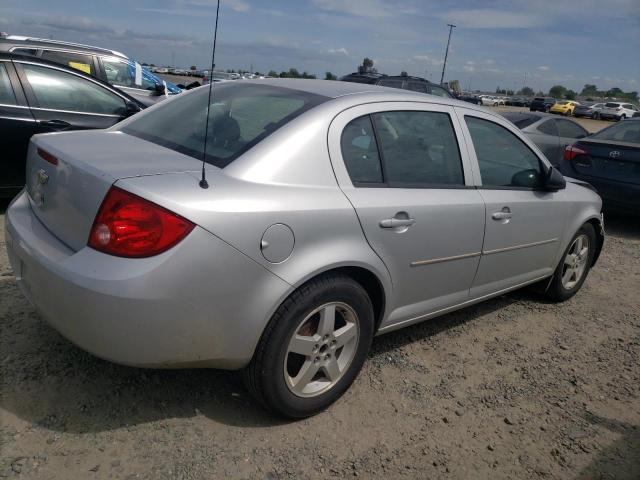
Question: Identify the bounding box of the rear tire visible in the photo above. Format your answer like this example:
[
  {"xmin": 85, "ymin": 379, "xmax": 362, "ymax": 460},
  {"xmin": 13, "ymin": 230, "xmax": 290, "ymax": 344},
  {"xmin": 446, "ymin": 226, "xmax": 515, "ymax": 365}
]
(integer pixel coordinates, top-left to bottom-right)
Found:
[
  {"xmin": 545, "ymin": 224, "xmax": 596, "ymax": 302},
  {"xmin": 244, "ymin": 273, "xmax": 374, "ymax": 418}
]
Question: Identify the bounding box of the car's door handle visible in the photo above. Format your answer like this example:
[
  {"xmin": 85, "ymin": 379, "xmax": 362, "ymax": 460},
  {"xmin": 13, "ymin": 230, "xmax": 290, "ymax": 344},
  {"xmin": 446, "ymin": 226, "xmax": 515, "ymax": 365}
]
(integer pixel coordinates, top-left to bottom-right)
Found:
[
  {"xmin": 492, "ymin": 211, "xmax": 513, "ymax": 221},
  {"xmin": 379, "ymin": 217, "xmax": 416, "ymax": 228},
  {"xmin": 40, "ymin": 119, "xmax": 72, "ymax": 130}
]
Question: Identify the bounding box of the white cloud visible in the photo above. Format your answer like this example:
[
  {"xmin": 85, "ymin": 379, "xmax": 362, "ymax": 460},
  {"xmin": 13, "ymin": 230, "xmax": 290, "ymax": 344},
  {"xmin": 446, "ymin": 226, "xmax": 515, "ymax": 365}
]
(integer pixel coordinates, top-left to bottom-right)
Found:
[
  {"xmin": 413, "ymin": 54, "xmax": 443, "ymax": 66},
  {"xmin": 538, "ymin": 66, "xmax": 550, "ymax": 71},
  {"xmin": 327, "ymin": 47, "xmax": 349, "ymax": 56},
  {"xmin": 311, "ymin": 0, "xmax": 393, "ymax": 18},
  {"xmin": 441, "ymin": 9, "xmax": 545, "ymax": 28}
]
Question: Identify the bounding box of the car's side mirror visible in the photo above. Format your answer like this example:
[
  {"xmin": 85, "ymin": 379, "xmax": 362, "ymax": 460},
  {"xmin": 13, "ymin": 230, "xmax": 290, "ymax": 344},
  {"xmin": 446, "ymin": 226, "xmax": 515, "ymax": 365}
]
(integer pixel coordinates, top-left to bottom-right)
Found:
[
  {"xmin": 511, "ymin": 169, "xmax": 542, "ymax": 189},
  {"xmin": 543, "ymin": 166, "xmax": 566, "ymax": 191},
  {"xmin": 154, "ymin": 83, "xmax": 166, "ymax": 95},
  {"xmin": 124, "ymin": 100, "xmax": 141, "ymax": 117}
]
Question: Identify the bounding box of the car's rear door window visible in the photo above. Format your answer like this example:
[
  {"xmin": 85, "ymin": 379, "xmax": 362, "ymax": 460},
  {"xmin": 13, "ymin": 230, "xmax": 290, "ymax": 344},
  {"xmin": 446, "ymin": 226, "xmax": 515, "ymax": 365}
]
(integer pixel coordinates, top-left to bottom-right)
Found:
[
  {"xmin": 40, "ymin": 50, "xmax": 95, "ymax": 75},
  {"xmin": 22, "ymin": 63, "xmax": 126, "ymax": 115},
  {"xmin": 555, "ymin": 119, "xmax": 587, "ymax": 139},
  {"xmin": 372, "ymin": 111, "xmax": 464, "ymax": 187},
  {"xmin": 465, "ymin": 116, "xmax": 544, "ymax": 189},
  {"xmin": 537, "ymin": 119, "xmax": 558, "ymax": 136},
  {"xmin": 0, "ymin": 63, "xmax": 17, "ymax": 105},
  {"xmin": 121, "ymin": 83, "xmax": 327, "ymax": 168}
]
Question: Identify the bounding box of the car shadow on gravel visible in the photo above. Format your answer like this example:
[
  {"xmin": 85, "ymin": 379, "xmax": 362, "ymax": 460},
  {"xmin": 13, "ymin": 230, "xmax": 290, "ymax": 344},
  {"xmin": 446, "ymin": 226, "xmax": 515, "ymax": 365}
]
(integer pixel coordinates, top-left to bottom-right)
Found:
[
  {"xmin": 576, "ymin": 412, "xmax": 640, "ymax": 480},
  {"xmin": 0, "ymin": 275, "xmax": 534, "ymax": 433},
  {"xmin": 602, "ymin": 210, "xmax": 640, "ymax": 240}
]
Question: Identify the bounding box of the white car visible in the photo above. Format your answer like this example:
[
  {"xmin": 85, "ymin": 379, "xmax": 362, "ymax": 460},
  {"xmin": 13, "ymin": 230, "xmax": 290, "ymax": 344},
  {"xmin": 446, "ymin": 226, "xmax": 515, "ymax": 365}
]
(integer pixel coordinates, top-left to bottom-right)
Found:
[
  {"xmin": 479, "ymin": 95, "xmax": 504, "ymax": 107},
  {"xmin": 599, "ymin": 102, "xmax": 639, "ymax": 121}
]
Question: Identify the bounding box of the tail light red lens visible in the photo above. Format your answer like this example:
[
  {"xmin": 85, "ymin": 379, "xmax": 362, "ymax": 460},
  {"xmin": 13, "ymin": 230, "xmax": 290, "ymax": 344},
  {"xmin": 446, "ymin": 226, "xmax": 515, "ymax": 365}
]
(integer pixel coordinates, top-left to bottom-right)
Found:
[
  {"xmin": 37, "ymin": 148, "xmax": 58, "ymax": 166},
  {"xmin": 88, "ymin": 186, "xmax": 195, "ymax": 258},
  {"xmin": 564, "ymin": 145, "xmax": 587, "ymax": 161}
]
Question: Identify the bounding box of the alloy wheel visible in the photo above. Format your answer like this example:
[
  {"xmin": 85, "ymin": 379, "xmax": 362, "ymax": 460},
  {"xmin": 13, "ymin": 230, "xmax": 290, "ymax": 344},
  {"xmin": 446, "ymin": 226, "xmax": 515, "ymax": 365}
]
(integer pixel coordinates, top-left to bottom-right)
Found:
[
  {"xmin": 561, "ymin": 234, "xmax": 590, "ymax": 290},
  {"xmin": 284, "ymin": 302, "xmax": 359, "ymax": 398}
]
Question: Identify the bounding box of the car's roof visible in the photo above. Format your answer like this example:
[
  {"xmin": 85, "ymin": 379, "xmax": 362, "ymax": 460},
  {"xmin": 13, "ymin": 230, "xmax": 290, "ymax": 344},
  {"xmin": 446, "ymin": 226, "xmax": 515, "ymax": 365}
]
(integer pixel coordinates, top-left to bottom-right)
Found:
[{"xmin": 0, "ymin": 35, "xmax": 127, "ymax": 58}]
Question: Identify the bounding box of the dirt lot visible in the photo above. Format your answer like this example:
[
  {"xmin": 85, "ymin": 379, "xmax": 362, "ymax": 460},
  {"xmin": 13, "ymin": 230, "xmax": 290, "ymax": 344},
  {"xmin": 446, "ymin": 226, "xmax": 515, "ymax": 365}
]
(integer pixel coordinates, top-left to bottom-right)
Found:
[{"xmin": 0, "ymin": 201, "xmax": 639, "ymax": 479}]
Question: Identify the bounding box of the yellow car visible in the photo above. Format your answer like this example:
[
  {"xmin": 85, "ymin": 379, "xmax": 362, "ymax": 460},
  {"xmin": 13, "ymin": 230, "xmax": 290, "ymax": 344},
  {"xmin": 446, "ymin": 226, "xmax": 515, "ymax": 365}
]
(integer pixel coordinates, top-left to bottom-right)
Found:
[{"xmin": 550, "ymin": 100, "xmax": 581, "ymax": 116}]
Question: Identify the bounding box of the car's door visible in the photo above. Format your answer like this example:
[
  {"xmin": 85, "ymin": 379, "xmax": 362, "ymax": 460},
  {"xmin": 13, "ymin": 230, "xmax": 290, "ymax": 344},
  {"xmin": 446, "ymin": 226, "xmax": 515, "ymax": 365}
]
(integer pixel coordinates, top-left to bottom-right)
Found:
[
  {"xmin": 527, "ymin": 118, "xmax": 560, "ymax": 165},
  {"xmin": 0, "ymin": 60, "xmax": 37, "ymax": 195},
  {"xmin": 15, "ymin": 61, "xmax": 129, "ymax": 133},
  {"xmin": 328, "ymin": 102, "xmax": 485, "ymax": 328},
  {"xmin": 456, "ymin": 108, "xmax": 568, "ymax": 298}
]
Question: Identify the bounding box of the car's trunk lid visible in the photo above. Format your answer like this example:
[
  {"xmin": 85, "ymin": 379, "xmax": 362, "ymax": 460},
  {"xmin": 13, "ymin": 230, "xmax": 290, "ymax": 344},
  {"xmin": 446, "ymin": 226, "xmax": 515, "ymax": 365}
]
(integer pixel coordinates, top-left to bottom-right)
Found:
[
  {"xmin": 572, "ymin": 139, "xmax": 640, "ymax": 185},
  {"xmin": 26, "ymin": 130, "xmax": 206, "ymax": 251}
]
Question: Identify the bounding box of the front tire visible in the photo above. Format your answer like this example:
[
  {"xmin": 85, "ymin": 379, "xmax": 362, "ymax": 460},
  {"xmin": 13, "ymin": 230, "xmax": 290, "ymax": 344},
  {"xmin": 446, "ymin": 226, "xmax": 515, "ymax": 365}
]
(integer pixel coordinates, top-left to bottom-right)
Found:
[
  {"xmin": 545, "ymin": 224, "xmax": 596, "ymax": 302},
  {"xmin": 244, "ymin": 273, "xmax": 374, "ymax": 418}
]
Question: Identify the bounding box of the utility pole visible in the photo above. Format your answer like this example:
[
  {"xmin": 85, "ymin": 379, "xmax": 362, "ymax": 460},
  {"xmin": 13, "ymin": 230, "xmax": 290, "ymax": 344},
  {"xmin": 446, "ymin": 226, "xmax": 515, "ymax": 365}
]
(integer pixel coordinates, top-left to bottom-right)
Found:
[{"xmin": 440, "ymin": 23, "xmax": 456, "ymax": 85}]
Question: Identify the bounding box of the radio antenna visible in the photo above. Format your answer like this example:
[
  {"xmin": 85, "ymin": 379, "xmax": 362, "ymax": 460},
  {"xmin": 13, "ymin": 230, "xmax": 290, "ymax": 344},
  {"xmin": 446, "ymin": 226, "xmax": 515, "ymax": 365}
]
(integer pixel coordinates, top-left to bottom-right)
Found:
[{"xmin": 199, "ymin": 0, "xmax": 221, "ymax": 189}]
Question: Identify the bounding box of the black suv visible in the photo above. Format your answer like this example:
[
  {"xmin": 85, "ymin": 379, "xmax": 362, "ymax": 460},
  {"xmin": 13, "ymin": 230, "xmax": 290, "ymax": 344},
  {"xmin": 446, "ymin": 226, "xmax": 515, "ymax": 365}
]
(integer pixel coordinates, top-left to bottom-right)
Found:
[
  {"xmin": 340, "ymin": 73, "xmax": 454, "ymax": 98},
  {"xmin": 530, "ymin": 97, "xmax": 557, "ymax": 112},
  {"xmin": 0, "ymin": 34, "xmax": 182, "ymax": 106}
]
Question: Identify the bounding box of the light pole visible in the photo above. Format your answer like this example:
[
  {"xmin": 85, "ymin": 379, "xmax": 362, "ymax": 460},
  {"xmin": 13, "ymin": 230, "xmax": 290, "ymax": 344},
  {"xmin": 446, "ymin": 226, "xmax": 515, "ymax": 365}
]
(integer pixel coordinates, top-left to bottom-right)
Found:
[{"xmin": 440, "ymin": 23, "xmax": 456, "ymax": 85}]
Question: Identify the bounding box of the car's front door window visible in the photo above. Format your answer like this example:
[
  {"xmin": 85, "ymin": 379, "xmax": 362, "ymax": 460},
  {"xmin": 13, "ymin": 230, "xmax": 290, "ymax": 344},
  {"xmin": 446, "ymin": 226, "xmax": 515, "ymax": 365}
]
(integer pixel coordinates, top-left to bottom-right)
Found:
[
  {"xmin": 102, "ymin": 57, "xmax": 156, "ymax": 91},
  {"xmin": 465, "ymin": 116, "xmax": 544, "ymax": 189},
  {"xmin": 22, "ymin": 64, "xmax": 126, "ymax": 115}
]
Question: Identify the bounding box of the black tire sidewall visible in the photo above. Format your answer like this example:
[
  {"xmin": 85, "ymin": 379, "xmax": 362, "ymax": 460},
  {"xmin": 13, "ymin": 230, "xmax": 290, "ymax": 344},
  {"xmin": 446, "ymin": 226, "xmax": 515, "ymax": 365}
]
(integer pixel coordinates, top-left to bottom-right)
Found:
[
  {"xmin": 549, "ymin": 224, "xmax": 596, "ymax": 301},
  {"xmin": 256, "ymin": 276, "xmax": 374, "ymax": 418}
]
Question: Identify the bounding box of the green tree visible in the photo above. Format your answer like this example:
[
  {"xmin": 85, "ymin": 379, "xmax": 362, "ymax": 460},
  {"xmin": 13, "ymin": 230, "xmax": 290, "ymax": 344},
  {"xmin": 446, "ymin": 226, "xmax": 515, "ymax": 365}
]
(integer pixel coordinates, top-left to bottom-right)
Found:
[
  {"xmin": 581, "ymin": 84, "xmax": 598, "ymax": 96},
  {"xmin": 288, "ymin": 68, "xmax": 301, "ymax": 78},
  {"xmin": 605, "ymin": 87, "xmax": 624, "ymax": 98},
  {"xmin": 565, "ymin": 90, "xmax": 577, "ymax": 100},
  {"xmin": 518, "ymin": 86, "xmax": 534, "ymax": 96},
  {"xmin": 363, "ymin": 57, "xmax": 374, "ymax": 69},
  {"xmin": 549, "ymin": 85, "xmax": 567, "ymax": 98},
  {"xmin": 267, "ymin": 70, "xmax": 278, "ymax": 77},
  {"xmin": 325, "ymin": 71, "xmax": 337, "ymax": 80}
]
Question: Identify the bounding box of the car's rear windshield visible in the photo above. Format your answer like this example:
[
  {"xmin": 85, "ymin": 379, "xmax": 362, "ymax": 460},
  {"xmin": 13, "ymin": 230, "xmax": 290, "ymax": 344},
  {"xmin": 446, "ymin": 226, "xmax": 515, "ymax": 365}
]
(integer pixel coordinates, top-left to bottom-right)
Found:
[
  {"xmin": 605, "ymin": 102, "xmax": 621, "ymax": 108},
  {"xmin": 590, "ymin": 120, "xmax": 640, "ymax": 143},
  {"xmin": 121, "ymin": 83, "xmax": 327, "ymax": 168},
  {"xmin": 501, "ymin": 112, "xmax": 539, "ymax": 129}
]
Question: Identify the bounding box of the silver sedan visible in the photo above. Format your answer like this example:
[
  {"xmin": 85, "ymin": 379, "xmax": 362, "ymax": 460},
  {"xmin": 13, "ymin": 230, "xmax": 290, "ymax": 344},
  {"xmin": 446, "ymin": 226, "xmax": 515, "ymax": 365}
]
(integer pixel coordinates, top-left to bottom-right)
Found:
[{"xmin": 5, "ymin": 80, "xmax": 604, "ymax": 418}]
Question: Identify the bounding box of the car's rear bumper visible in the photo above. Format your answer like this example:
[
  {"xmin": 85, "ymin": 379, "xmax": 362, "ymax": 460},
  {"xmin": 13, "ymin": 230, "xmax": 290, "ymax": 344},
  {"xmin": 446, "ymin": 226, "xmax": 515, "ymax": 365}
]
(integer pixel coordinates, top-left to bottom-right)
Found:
[{"xmin": 4, "ymin": 191, "xmax": 291, "ymax": 369}]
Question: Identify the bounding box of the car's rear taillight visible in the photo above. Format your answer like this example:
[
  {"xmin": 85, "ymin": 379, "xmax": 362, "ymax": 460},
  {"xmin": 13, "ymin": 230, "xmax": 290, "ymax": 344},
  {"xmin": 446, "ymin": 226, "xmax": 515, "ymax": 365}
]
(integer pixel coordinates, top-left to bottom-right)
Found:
[
  {"xmin": 564, "ymin": 145, "xmax": 588, "ymax": 161},
  {"xmin": 88, "ymin": 186, "xmax": 195, "ymax": 258},
  {"xmin": 37, "ymin": 148, "xmax": 58, "ymax": 165}
]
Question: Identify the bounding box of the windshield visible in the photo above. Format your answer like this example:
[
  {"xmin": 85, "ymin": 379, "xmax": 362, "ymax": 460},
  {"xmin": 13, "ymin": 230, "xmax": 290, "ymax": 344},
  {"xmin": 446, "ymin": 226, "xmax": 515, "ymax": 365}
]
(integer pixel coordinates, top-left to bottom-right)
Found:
[
  {"xmin": 121, "ymin": 83, "xmax": 327, "ymax": 168},
  {"xmin": 590, "ymin": 121, "xmax": 640, "ymax": 143}
]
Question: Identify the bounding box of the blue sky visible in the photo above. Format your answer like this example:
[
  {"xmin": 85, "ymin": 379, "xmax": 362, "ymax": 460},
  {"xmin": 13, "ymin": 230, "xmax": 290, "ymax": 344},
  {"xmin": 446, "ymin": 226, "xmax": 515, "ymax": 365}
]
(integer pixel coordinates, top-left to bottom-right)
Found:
[{"xmin": 2, "ymin": 0, "xmax": 639, "ymax": 92}]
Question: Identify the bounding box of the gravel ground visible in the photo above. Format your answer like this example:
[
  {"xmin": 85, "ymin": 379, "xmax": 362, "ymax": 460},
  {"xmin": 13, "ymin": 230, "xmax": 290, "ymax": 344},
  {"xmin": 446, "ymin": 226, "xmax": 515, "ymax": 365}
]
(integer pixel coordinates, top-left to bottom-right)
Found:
[{"xmin": 0, "ymin": 201, "xmax": 638, "ymax": 479}]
